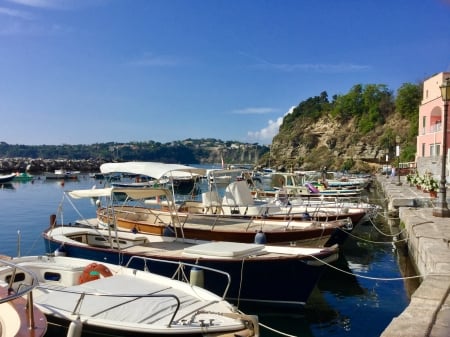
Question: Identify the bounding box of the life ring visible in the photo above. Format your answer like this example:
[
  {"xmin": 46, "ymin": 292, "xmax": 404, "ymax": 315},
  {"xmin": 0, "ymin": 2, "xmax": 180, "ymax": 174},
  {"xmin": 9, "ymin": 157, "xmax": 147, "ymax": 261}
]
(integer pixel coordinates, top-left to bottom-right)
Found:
[{"xmin": 78, "ymin": 263, "xmax": 113, "ymax": 284}]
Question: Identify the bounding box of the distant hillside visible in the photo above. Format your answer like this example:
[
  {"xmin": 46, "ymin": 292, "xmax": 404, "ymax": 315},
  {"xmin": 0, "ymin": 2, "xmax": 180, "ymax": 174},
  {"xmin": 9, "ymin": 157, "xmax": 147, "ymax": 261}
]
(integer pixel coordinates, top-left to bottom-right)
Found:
[{"xmin": 0, "ymin": 139, "xmax": 268, "ymax": 170}]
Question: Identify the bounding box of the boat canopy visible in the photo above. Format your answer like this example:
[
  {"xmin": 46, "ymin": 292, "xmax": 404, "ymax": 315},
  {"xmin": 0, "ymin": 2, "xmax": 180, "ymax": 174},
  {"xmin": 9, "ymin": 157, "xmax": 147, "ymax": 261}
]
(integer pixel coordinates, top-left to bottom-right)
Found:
[
  {"xmin": 68, "ymin": 187, "xmax": 173, "ymax": 200},
  {"xmin": 100, "ymin": 162, "xmax": 206, "ymax": 179}
]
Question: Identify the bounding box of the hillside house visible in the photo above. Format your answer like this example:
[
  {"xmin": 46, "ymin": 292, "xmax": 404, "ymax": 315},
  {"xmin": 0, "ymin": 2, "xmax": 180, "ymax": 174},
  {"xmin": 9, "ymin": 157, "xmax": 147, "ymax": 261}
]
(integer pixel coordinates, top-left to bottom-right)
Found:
[{"xmin": 416, "ymin": 71, "xmax": 450, "ymax": 181}]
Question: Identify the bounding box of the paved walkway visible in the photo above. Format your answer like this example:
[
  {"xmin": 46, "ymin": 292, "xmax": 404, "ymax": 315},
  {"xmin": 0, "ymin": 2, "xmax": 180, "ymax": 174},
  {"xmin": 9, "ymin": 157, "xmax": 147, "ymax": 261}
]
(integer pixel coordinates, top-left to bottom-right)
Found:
[{"xmin": 376, "ymin": 175, "xmax": 450, "ymax": 337}]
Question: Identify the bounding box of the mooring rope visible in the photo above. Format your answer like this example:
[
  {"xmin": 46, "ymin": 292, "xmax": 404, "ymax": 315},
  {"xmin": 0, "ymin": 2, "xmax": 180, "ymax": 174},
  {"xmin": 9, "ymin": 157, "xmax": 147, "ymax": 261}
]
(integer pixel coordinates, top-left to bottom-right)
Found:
[
  {"xmin": 306, "ymin": 252, "xmax": 433, "ymax": 281},
  {"xmin": 258, "ymin": 322, "xmax": 297, "ymax": 337}
]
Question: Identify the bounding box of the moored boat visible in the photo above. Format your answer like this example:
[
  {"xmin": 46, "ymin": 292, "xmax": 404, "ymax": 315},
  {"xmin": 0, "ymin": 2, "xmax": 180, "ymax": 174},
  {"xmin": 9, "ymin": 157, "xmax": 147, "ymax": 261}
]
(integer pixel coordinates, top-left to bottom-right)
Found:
[
  {"xmin": 42, "ymin": 211, "xmax": 339, "ymax": 307},
  {"xmin": 70, "ymin": 185, "xmax": 355, "ymax": 247},
  {"xmin": 0, "ymin": 173, "xmax": 17, "ymax": 183},
  {"xmin": 0, "ymin": 255, "xmax": 259, "ymax": 337},
  {"xmin": 0, "ymin": 256, "xmax": 47, "ymax": 337},
  {"xmin": 44, "ymin": 169, "xmax": 80, "ymax": 180}
]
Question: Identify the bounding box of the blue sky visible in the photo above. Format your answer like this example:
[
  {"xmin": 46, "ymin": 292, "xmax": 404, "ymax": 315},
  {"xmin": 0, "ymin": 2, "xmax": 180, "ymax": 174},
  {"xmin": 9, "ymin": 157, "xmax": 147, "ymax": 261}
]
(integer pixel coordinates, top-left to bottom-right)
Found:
[{"xmin": 1, "ymin": 0, "xmax": 449, "ymax": 146}]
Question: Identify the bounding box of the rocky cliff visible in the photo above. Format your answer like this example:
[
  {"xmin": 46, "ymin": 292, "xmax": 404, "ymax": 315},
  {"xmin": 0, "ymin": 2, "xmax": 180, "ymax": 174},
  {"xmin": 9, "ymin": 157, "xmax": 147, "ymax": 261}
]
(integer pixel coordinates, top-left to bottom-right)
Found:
[{"xmin": 268, "ymin": 111, "xmax": 412, "ymax": 173}]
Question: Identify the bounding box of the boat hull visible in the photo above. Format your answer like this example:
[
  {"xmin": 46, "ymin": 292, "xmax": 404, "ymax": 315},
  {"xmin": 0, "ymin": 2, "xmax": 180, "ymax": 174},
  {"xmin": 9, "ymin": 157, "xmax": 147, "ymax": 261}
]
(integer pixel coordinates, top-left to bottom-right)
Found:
[
  {"xmin": 0, "ymin": 173, "xmax": 16, "ymax": 183},
  {"xmin": 98, "ymin": 207, "xmax": 355, "ymax": 247},
  {"xmin": 43, "ymin": 230, "xmax": 338, "ymax": 307}
]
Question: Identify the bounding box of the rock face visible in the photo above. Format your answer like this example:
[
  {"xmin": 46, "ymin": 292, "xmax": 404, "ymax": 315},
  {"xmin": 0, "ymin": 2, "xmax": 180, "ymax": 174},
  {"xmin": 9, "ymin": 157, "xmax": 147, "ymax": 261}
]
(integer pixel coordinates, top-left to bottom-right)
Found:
[{"xmin": 269, "ymin": 112, "xmax": 411, "ymax": 172}]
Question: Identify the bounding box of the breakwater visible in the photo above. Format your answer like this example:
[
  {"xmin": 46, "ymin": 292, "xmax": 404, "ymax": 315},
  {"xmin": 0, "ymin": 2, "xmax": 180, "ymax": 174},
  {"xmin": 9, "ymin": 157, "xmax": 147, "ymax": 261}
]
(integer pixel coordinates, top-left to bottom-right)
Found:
[
  {"xmin": 376, "ymin": 175, "xmax": 450, "ymax": 337},
  {"xmin": 0, "ymin": 158, "xmax": 105, "ymax": 173}
]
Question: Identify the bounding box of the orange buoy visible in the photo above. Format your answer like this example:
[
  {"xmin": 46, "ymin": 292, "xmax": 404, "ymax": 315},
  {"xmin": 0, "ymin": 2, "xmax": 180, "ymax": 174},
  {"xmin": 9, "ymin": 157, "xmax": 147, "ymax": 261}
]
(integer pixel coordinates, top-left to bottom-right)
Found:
[{"xmin": 78, "ymin": 263, "xmax": 113, "ymax": 284}]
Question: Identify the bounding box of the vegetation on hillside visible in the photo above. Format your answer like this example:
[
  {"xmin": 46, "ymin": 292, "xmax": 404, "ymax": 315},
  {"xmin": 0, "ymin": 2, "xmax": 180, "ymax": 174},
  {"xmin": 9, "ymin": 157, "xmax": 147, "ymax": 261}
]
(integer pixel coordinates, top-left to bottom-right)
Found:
[
  {"xmin": 269, "ymin": 82, "xmax": 422, "ymax": 171},
  {"xmin": 0, "ymin": 139, "xmax": 267, "ymax": 165}
]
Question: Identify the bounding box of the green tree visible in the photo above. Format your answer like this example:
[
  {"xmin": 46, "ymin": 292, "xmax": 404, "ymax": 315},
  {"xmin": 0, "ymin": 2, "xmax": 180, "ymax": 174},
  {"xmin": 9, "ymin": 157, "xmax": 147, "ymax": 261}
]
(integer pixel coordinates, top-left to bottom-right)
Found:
[{"xmin": 395, "ymin": 83, "xmax": 422, "ymax": 120}]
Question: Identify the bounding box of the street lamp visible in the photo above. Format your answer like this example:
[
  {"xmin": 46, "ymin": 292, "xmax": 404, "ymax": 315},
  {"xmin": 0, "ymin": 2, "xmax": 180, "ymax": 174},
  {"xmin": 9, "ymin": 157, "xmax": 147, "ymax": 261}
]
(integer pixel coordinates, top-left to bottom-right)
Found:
[
  {"xmin": 433, "ymin": 77, "xmax": 450, "ymax": 217},
  {"xmin": 396, "ymin": 136, "xmax": 402, "ymax": 185}
]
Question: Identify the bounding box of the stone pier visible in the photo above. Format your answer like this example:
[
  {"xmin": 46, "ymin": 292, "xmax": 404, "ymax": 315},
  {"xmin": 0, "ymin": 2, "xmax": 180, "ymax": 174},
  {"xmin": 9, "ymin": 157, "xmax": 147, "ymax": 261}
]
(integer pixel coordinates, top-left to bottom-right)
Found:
[{"xmin": 377, "ymin": 175, "xmax": 450, "ymax": 337}]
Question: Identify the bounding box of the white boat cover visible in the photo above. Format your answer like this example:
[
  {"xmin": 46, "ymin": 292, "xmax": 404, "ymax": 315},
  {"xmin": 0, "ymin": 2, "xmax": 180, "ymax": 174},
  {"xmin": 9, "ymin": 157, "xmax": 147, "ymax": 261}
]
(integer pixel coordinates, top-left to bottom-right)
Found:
[
  {"xmin": 100, "ymin": 162, "xmax": 206, "ymax": 179},
  {"xmin": 183, "ymin": 241, "xmax": 264, "ymax": 258},
  {"xmin": 68, "ymin": 187, "xmax": 173, "ymax": 201}
]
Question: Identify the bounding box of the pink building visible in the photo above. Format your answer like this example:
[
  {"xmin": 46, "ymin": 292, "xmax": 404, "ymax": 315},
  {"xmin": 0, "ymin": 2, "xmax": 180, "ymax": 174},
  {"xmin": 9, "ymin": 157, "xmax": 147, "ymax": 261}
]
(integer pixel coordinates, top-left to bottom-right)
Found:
[{"xmin": 416, "ymin": 72, "xmax": 450, "ymax": 178}]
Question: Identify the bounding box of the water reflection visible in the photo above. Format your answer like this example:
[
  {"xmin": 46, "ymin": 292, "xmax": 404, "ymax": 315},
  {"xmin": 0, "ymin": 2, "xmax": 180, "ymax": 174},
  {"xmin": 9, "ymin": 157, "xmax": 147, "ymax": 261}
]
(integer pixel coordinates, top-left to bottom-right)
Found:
[{"xmin": 0, "ymin": 183, "xmax": 15, "ymax": 190}]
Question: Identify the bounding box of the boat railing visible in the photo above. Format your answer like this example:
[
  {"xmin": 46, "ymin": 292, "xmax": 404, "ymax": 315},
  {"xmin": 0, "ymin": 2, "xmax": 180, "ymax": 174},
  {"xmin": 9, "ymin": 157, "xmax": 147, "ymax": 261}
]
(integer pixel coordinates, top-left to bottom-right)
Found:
[
  {"xmin": 37, "ymin": 285, "xmax": 182, "ymax": 328},
  {"xmin": 0, "ymin": 258, "xmax": 41, "ymax": 330},
  {"xmin": 126, "ymin": 255, "xmax": 232, "ymax": 299}
]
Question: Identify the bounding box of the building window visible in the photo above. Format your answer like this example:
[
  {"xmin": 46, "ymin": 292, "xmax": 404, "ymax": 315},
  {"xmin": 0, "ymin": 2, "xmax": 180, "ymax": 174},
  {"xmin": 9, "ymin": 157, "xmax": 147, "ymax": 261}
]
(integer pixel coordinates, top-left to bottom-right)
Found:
[
  {"xmin": 431, "ymin": 144, "xmax": 441, "ymax": 157},
  {"xmin": 422, "ymin": 143, "xmax": 425, "ymax": 157}
]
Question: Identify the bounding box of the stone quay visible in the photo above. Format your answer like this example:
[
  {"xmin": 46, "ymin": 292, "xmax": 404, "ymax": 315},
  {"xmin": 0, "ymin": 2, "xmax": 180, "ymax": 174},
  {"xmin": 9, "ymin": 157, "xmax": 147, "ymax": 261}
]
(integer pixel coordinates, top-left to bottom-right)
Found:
[{"xmin": 377, "ymin": 174, "xmax": 450, "ymax": 337}]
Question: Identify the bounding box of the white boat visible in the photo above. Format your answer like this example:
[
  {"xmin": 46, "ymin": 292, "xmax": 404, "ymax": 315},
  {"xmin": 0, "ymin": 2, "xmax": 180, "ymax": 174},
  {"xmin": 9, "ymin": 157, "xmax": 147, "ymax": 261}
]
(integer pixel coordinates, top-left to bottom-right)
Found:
[
  {"xmin": 0, "ymin": 256, "xmax": 47, "ymax": 337},
  {"xmin": 44, "ymin": 169, "xmax": 80, "ymax": 180},
  {"xmin": 206, "ymin": 168, "xmax": 243, "ymax": 187},
  {"xmin": 0, "ymin": 173, "xmax": 17, "ymax": 183},
  {"xmin": 43, "ymin": 224, "xmax": 340, "ymax": 307},
  {"xmin": 0, "ymin": 255, "xmax": 259, "ymax": 337}
]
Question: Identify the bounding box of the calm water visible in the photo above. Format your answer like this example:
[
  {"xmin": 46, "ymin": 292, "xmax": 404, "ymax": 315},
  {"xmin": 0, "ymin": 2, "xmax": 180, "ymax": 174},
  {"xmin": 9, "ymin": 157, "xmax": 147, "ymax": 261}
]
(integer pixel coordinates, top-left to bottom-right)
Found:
[{"xmin": 0, "ymin": 174, "xmax": 418, "ymax": 337}]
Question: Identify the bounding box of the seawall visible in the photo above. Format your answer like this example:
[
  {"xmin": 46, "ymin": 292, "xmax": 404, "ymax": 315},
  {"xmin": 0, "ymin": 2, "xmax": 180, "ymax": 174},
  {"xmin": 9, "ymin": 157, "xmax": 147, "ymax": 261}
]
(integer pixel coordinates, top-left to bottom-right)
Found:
[{"xmin": 376, "ymin": 175, "xmax": 450, "ymax": 337}]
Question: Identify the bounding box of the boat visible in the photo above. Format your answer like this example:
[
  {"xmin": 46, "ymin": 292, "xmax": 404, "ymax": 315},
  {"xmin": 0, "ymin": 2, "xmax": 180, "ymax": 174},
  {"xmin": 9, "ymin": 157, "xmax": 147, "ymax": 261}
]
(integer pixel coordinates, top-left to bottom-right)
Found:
[
  {"xmin": 0, "ymin": 173, "xmax": 17, "ymax": 183},
  {"xmin": 44, "ymin": 169, "xmax": 80, "ymax": 180},
  {"xmin": 0, "ymin": 256, "xmax": 47, "ymax": 337},
  {"xmin": 75, "ymin": 185, "xmax": 354, "ymax": 247},
  {"xmin": 180, "ymin": 179, "xmax": 370, "ymax": 225},
  {"xmin": 250, "ymin": 171, "xmax": 364, "ymax": 199},
  {"xmin": 42, "ymin": 210, "xmax": 339, "ymax": 307},
  {"xmin": 97, "ymin": 163, "xmax": 357, "ymax": 246},
  {"xmin": 0, "ymin": 255, "xmax": 259, "ymax": 337},
  {"xmin": 206, "ymin": 168, "xmax": 243, "ymax": 187},
  {"xmin": 12, "ymin": 172, "xmax": 35, "ymax": 182}
]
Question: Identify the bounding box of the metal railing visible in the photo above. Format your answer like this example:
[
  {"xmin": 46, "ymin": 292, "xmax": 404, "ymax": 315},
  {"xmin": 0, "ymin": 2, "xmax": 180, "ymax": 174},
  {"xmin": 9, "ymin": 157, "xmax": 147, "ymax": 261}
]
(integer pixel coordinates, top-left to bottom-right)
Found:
[{"xmin": 0, "ymin": 258, "xmax": 40, "ymax": 330}]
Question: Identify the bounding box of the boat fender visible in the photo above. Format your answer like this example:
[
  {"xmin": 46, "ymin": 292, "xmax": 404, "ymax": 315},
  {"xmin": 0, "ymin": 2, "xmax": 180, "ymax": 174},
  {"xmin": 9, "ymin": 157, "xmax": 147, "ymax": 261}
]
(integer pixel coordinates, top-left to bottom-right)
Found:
[
  {"xmin": 67, "ymin": 318, "xmax": 83, "ymax": 337},
  {"xmin": 163, "ymin": 225, "xmax": 175, "ymax": 237},
  {"xmin": 301, "ymin": 212, "xmax": 311, "ymax": 220},
  {"xmin": 54, "ymin": 244, "xmax": 66, "ymax": 256},
  {"xmin": 78, "ymin": 263, "xmax": 113, "ymax": 284},
  {"xmin": 190, "ymin": 266, "xmax": 204, "ymax": 288},
  {"xmin": 254, "ymin": 230, "xmax": 267, "ymax": 244},
  {"xmin": 305, "ymin": 183, "xmax": 319, "ymax": 193}
]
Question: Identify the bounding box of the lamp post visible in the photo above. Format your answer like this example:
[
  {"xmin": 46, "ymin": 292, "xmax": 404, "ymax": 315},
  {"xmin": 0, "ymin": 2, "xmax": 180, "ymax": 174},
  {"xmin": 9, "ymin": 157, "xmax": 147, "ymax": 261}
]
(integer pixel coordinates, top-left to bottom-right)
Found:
[
  {"xmin": 433, "ymin": 77, "xmax": 450, "ymax": 217},
  {"xmin": 396, "ymin": 136, "xmax": 402, "ymax": 186}
]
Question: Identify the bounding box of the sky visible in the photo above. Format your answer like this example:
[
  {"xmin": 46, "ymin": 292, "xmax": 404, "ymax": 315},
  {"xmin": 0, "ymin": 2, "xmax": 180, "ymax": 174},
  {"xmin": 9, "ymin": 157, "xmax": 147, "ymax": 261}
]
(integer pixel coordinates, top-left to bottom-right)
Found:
[{"xmin": 1, "ymin": 0, "xmax": 450, "ymax": 146}]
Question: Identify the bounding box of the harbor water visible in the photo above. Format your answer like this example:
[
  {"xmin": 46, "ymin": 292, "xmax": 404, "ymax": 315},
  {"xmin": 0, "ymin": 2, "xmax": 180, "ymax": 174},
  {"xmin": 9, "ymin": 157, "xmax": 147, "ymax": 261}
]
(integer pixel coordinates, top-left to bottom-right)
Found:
[{"xmin": 0, "ymin": 174, "xmax": 419, "ymax": 337}]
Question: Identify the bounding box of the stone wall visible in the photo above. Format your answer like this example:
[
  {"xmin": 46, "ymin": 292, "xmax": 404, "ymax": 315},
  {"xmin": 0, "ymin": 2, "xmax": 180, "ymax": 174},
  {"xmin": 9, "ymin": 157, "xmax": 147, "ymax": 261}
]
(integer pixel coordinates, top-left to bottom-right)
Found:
[
  {"xmin": 0, "ymin": 158, "xmax": 105, "ymax": 173},
  {"xmin": 416, "ymin": 153, "xmax": 450, "ymax": 182}
]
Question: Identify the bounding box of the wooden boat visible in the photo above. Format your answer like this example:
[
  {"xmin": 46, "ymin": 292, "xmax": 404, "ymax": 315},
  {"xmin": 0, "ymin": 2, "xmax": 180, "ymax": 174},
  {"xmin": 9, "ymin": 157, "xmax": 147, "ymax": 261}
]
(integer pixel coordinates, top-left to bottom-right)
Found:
[
  {"xmin": 68, "ymin": 186, "xmax": 354, "ymax": 247},
  {"xmin": 0, "ymin": 173, "xmax": 17, "ymax": 183},
  {"xmin": 42, "ymin": 212, "xmax": 339, "ymax": 307},
  {"xmin": 0, "ymin": 255, "xmax": 259, "ymax": 337},
  {"xmin": 181, "ymin": 180, "xmax": 370, "ymax": 224},
  {"xmin": 0, "ymin": 256, "xmax": 47, "ymax": 337}
]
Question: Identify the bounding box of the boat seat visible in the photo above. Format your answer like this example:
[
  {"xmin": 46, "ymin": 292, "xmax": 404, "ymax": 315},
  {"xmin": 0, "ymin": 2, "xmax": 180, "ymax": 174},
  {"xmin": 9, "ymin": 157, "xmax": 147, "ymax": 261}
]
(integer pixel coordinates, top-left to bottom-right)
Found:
[{"xmin": 183, "ymin": 241, "xmax": 265, "ymax": 258}]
